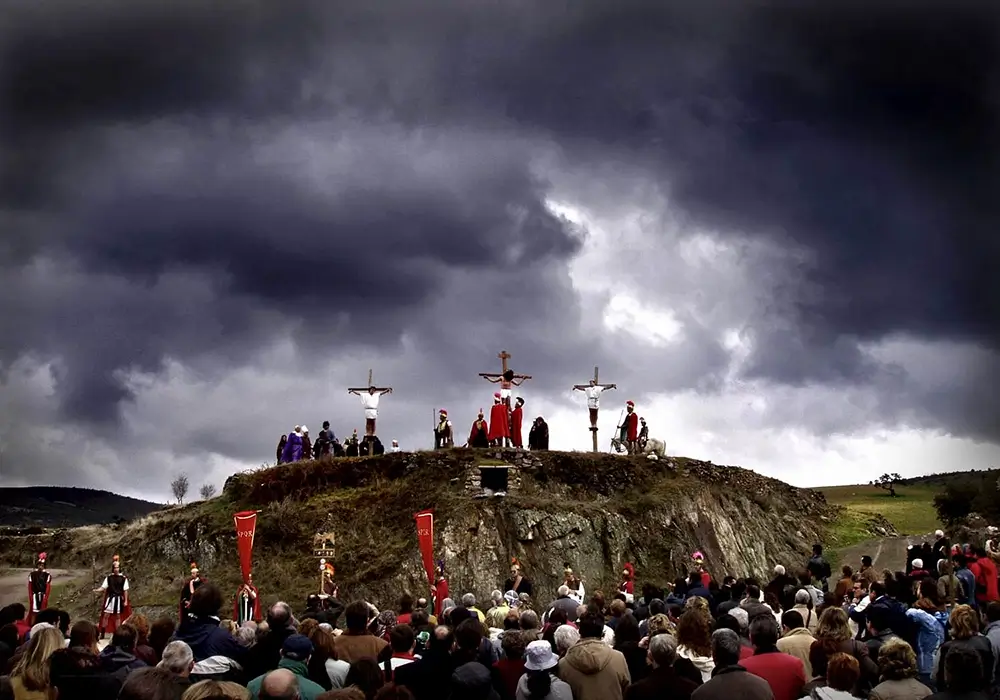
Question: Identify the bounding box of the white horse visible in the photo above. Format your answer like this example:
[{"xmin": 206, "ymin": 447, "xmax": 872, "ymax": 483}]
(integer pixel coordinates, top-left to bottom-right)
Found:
[{"xmin": 643, "ymin": 438, "xmax": 667, "ymax": 460}]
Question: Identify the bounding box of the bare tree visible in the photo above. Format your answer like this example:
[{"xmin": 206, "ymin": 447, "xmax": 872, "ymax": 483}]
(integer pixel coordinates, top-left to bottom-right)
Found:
[
  {"xmin": 199, "ymin": 483, "xmax": 217, "ymax": 500},
  {"xmin": 171, "ymin": 473, "xmax": 190, "ymax": 504}
]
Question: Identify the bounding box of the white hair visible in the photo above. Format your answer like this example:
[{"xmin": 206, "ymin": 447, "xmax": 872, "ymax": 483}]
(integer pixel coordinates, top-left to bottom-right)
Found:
[
  {"xmin": 912, "ymin": 558, "xmax": 924, "ymax": 570},
  {"xmin": 773, "ymin": 565, "xmax": 786, "ymax": 576},
  {"xmin": 553, "ymin": 624, "xmax": 580, "ymax": 655},
  {"xmin": 558, "ymin": 585, "xmax": 570, "ymax": 597},
  {"xmin": 461, "ymin": 593, "xmax": 477, "ymax": 607},
  {"xmin": 935, "ymin": 530, "xmax": 945, "ymax": 538},
  {"xmin": 158, "ymin": 641, "xmax": 194, "ymax": 674},
  {"xmin": 491, "ymin": 590, "xmax": 504, "ymax": 603}
]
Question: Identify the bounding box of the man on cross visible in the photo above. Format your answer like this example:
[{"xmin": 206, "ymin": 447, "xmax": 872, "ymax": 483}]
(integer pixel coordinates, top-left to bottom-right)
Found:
[
  {"xmin": 347, "ymin": 369, "xmax": 392, "ymax": 438},
  {"xmin": 479, "ymin": 350, "xmax": 531, "ymax": 413},
  {"xmin": 572, "ymin": 367, "xmax": 617, "ymax": 431}
]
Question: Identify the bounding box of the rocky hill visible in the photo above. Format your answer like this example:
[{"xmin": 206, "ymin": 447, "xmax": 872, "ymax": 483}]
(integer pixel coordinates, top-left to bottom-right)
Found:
[
  {"xmin": 0, "ymin": 486, "xmax": 162, "ymax": 528},
  {"xmin": 0, "ymin": 450, "xmax": 864, "ymax": 620}
]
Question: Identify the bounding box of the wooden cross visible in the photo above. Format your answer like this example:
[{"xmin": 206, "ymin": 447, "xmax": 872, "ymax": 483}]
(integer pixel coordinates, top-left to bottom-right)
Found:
[
  {"xmin": 572, "ymin": 366, "xmax": 616, "ymax": 452},
  {"xmin": 478, "ymin": 350, "xmax": 532, "ymax": 385},
  {"xmin": 346, "ymin": 369, "xmax": 393, "ymax": 395}
]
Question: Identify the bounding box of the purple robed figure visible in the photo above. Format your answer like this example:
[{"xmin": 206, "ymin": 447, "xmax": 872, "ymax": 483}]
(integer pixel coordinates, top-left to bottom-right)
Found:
[{"xmin": 281, "ymin": 430, "xmax": 303, "ymax": 463}]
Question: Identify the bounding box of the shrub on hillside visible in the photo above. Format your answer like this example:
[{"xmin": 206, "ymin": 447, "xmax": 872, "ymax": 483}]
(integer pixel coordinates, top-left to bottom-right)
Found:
[{"xmin": 934, "ymin": 471, "xmax": 1000, "ymax": 525}]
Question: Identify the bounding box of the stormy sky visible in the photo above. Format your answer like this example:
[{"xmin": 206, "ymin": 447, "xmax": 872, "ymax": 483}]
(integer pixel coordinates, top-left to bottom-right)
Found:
[{"xmin": 1, "ymin": 0, "xmax": 998, "ymax": 502}]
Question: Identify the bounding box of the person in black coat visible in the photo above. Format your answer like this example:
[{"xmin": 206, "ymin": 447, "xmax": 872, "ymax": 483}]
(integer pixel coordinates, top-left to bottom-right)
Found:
[{"xmin": 627, "ymin": 633, "xmax": 701, "ymax": 700}]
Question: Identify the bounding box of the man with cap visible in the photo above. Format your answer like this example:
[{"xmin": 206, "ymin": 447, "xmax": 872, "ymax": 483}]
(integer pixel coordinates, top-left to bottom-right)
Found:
[
  {"xmin": 488, "ymin": 393, "xmax": 510, "ymax": 447},
  {"xmin": 622, "ymin": 401, "xmax": 640, "ymax": 454},
  {"xmin": 434, "ymin": 409, "xmax": 454, "ymax": 449},
  {"xmin": 246, "ymin": 634, "xmax": 325, "ymax": 700}
]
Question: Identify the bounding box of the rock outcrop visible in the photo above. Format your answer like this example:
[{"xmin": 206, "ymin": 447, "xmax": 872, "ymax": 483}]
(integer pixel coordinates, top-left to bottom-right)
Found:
[{"xmin": 0, "ymin": 449, "xmax": 836, "ymax": 617}]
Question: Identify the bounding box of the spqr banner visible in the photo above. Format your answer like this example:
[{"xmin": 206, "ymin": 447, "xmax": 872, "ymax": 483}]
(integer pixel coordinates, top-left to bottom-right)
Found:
[
  {"xmin": 233, "ymin": 511, "xmax": 259, "ymax": 582},
  {"xmin": 414, "ymin": 510, "xmax": 434, "ymax": 587}
]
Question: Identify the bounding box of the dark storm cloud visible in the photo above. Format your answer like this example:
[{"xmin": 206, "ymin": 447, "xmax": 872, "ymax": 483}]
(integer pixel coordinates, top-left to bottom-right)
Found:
[{"xmin": 1, "ymin": 0, "xmax": 998, "ymax": 488}]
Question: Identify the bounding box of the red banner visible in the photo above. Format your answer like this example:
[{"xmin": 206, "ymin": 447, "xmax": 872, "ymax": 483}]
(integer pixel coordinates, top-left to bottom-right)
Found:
[
  {"xmin": 233, "ymin": 511, "xmax": 259, "ymax": 583},
  {"xmin": 414, "ymin": 510, "xmax": 435, "ymax": 587}
]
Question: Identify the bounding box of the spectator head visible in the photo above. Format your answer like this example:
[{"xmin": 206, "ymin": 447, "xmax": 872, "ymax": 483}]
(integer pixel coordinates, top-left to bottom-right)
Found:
[
  {"xmin": 0, "ymin": 624, "xmax": 17, "ymax": 651},
  {"xmin": 647, "ymin": 614, "xmax": 673, "ymax": 638},
  {"xmin": 710, "ymin": 628, "xmax": 741, "ymax": 667},
  {"xmin": 398, "ymin": 594, "xmax": 413, "ymax": 614},
  {"xmin": 129, "ymin": 613, "xmax": 150, "ymax": 645},
  {"xmin": 461, "ymin": 593, "xmax": 476, "ymax": 608},
  {"xmin": 827, "ymin": 653, "xmax": 860, "ymax": 692},
  {"xmin": 553, "ymin": 625, "xmax": 580, "ymax": 656},
  {"xmin": 373, "ymin": 686, "xmax": 414, "ymax": 700},
  {"xmin": 306, "ymin": 594, "xmax": 321, "ymax": 611},
  {"xmin": 111, "ymin": 623, "xmax": 139, "ymax": 653},
  {"xmin": 11, "ymin": 626, "xmax": 64, "ymax": 692},
  {"xmin": 816, "ymin": 607, "xmax": 852, "ymax": 643},
  {"xmin": 0, "ymin": 603, "xmax": 26, "ymax": 624},
  {"xmin": 648, "ymin": 633, "xmax": 678, "ymax": 669},
  {"xmin": 307, "ymin": 627, "xmax": 338, "ymax": 664},
  {"xmin": 781, "ymin": 610, "xmax": 804, "ymax": 632},
  {"xmin": 429, "ymin": 625, "xmax": 453, "ymax": 653},
  {"xmin": 813, "ymin": 544, "xmax": 823, "ymax": 556},
  {"xmin": 281, "ymin": 634, "xmax": 313, "ymax": 663},
  {"xmin": 409, "ymin": 609, "xmax": 429, "ymax": 630},
  {"xmin": 344, "ymin": 658, "xmax": 384, "ymax": 698},
  {"xmin": 715, "ymin": 614, "xmax": 740, "ymax": 635},
  {"xmin": 267, "ymin": 602, "xmax": 292, "ymax": 629},
  {"xmin": 745, "ymin": 584, "xmax": 761, "ymax": 601},
  {"xmin": 503, "ymin": 611, "xmax": 520, "ymax": 630},
  {"xmin": 727, "ymin": 607, "xmax": 749, "ymax": 633},
  {"xmin": 949, "ymin": 604, "xmax": 979, "ymax": 640},
  {"xmin": 687, "ymin": 570, "xmax": 702, "ymax": 587},
  {"xmin": 260, "ymin": 668, "xmax": 299, "ymax": 700},
  {"xmin": 501, "ymin": 630, "xmax": 527, "ymax": 660},
  {"xmin": 454, "ymin": 618, "xmax": 483, "ymax": 653},
  {"xmin": 119, "ymin": 667, "xmax": 185, "ymax": 700},
  {"xmin": 189, "ymin": 583, "xmax": 224, "ymax": 618},
  {"xmin": 416, "ymin": 597, "xmax": 428, "ymax": 610},
  {"xmin": 943, "ymin": 646, "xmax": 984, "ymax": 693},
  {"xmin": 557, "ymin": 585, "xmax": 570, "ymax": 598},
  {"xmin": 389, "ymin": 624, "xmax": 415, "ymax": 654},
  {"xmin": 577, "ymin": 610, "xmax": 605, "ymax": 640},
  {"xmin": 911, "ymin": 558, "xmax": 924, "ymax": 570},
  {"xmin": 449, "ymin": 606, "xmax": 475, "ymax": 626},
  {"xmin": 841, "ymin": 566, "xmax": 853, "ymax": 578},
  {"xmin": 609, "ymin": 600, "xmax": 627, "ymax": 618},
  {"xmin": 183, "ymin": 680, "xmax": 252, "ymax": 699},
  {"xmin": 861, "ymin": 556, "xmax": 873, "ymax": 567},
  {"xmin": 491, "ymin": 590, "xmax": 504, "ymax": 605},
  {"xmin": 773, "ymin": 565, "xmax": 786, "ymax": 576},
  {"xmin": 614, "ymin": 613, "xmax": 641, "ymax": 645},
  {"xmin": 68, "ymin": 620, "xmax": 99, "ymax": 652},
  {"xmin": 986, "ymin": 601, "xmax": 1000, "ymax": 623},
  {"xmin": 519, "ymin": 610, "xmax": 539, "ymax": 631},
  {"xmin": 877, "ymin": 639, "xmax": 918, "ymax": 681},
  {"xmin": 867, "ymin": 607, "xmax": 891, "ymax": 634},
  {"xmin": 678, "ymin": 609, "xmax": 713, "ymax": 657},
  {"xmin": 749, "ymin": 616, "xmax": 779, "ymax": 649},
  {"xmin": 148, "ymin": 617, "xmax": 176, "ymax": 656},
  {"xmin": 344, "ymin": 601, "xmax": 371, "ymax": 633},
  {"xmin": 158, "ymin": 640, "xmax": 194, "ymax": 676},
  {"xmin": 794, "ymin": 589, "xmax": 812, "ymax": 606},
  {"xmin": 649, "ymin": 599, "xmax": 666, "ymax": 617}
]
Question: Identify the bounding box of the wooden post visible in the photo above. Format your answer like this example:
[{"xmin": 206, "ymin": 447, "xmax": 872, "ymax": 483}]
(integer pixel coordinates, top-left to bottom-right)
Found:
[{"xmin": 347, "ymin": 369, "xmax": 392, "ymax": 456}]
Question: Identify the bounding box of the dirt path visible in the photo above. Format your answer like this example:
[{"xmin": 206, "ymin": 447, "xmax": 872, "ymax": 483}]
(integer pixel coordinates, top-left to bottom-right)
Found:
[
  {"xmin": 0, "ymin": 568, "xmax": 91, "ymax": 609},
  {"xmin": 836, "ymin": 533, "xmax": 936, "ymax": 574}
]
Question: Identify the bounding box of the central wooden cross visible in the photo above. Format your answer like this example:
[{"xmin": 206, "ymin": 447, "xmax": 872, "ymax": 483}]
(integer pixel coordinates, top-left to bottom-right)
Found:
[{"xmin": 478, "ymin": 351, "xmax": 531, "ymax": 384}]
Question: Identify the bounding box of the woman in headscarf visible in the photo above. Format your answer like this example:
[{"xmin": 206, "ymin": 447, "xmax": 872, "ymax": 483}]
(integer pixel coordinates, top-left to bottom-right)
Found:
[{"xmin": 374, "ymin": 611, "xmax": 397, "ymax": 643}]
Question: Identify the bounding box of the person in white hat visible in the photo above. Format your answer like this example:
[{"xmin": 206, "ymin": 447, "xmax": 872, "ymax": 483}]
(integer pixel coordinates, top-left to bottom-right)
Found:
[{"xmin": 520, "ymin": 640, "xmax": 573, "ymax": 700}]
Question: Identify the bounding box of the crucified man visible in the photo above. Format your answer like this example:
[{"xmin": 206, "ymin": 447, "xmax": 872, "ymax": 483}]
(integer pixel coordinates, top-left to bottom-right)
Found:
[
  {"xmin": 347, "ymin": 369, "xmax": 393, "ymax": 438},
  {"xmin": 479, "ymin": 350, "xmax": 531, "ymax": 413},
  {"xmin": 573, "ymin": 366, "xmax": 617, "ymax": 430}
]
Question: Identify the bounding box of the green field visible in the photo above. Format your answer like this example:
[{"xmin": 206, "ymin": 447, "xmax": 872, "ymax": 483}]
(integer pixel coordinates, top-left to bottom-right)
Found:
[{"xmin": 819, "ymin": 483, "xmax": 942, "ymax": 536}]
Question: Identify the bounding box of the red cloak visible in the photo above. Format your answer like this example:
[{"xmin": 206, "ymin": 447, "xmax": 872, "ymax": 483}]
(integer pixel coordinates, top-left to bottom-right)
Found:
[
  {"xmin": 233, "ymin": 584, "xmax": 262, "ymax": 622},
  {"xmin": 510, "ymin": 406, "xmax": 523, "ymax": 447},
  {"xmin": 625, "ymin": 412, "xmax": 639, "ymax": 441},
  {"xmin": 469, "ymin": 419, "xmax": 489, "ymax": 446},
  {"xmin": 488, "ymin": 403, "xmax": 509, "ymax": 440},
  {"xmin": 433, "ymin": 576, "xmax": 449, "ymax": 618}
]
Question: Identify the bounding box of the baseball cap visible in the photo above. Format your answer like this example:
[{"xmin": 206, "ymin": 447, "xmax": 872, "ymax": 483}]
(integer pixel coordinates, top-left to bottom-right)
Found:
[{"xmin": 282, "ymin": 634, "xmax": 314, "ymax": 661}]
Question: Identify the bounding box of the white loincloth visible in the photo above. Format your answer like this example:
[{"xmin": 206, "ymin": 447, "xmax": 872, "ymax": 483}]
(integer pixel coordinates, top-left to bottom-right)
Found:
[
  {"xmin": 500, "ymin": 387, "xmax": 512, "ymax": 400},
  {"xmin": 585, "ymin": 386, "xmax": 602, "ymax": 409},
  {"xmin": 360, "ymin": 393, "xmax": 380, "ymax": 419}
]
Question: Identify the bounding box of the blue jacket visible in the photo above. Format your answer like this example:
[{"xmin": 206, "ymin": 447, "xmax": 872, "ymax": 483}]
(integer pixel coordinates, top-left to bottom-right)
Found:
[
  {"xmin": 905, "ymin": 607, "xmax": 948, "ymax": 676},
  {"xmin": 172, "ymin": 615, "xmax": 248, "ymax": 666}
]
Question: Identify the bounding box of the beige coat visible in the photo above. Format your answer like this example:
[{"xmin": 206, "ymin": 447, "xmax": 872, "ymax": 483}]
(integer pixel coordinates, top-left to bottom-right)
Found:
[
  {"xmin": 869, "ymin": 677, "xmax": 932, "ymax": 700},
  {"xmin": 777, "ymin": 627, "xmax": 816, "ymax": 678},
  {"xmin": 792, "ymin": 604, "xmax": 819, "ymax": 634},
  {"xmin": 557, "ymin": 638, "xmax": 631, "ymax": 700}
]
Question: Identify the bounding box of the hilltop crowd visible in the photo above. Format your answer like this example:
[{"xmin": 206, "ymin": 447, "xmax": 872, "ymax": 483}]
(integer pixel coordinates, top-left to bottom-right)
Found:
[{"xmin": 1, "ymin": 532, "xmax": 999, "ymax": 700}]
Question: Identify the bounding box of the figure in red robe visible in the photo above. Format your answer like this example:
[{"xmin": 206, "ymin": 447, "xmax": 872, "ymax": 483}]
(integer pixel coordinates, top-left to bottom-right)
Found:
[
  {"xmin": 624, "ymin": 401, "xmax": 640, "ymax": 454},
  {"xmin": 620, "ymin": 562, "xmax": 635, "ymax": 603},
  {"xmin": 95, "ymin": 554, "xmax": 131, "ymax": 639},
  {"xmin": 488, "ymin": 394, "xmax": 510, "ymax": 446},
  {"xmin": 468, "ymin": 411, "xmax": 489, "ymax": 448},
  {"xmin": 432, "ymin": 560, "xmax": 449, "ymax": 618},
  {"xmin": 27, "ymin": 553, "xmax": 51, "ymax": 625},
  {"xmin": 234, "ymin": 575, "xmax": 261, "ymax": 624},
  {"xmin": 510, "ymin": 397, "xmax": 524, "ymax": 448}
]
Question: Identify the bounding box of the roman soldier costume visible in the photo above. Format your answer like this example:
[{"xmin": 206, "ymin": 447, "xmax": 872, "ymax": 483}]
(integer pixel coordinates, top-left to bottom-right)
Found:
[
  {"xmin": 638, "ymin": 418, "xmax": 648, "ymax": 450},
  {"xmin": 510, "ymin": 398, "xmax": 524, "ymax": 448},
  {"xmin": 320, "ymin": 560, "xmax": 336, "ymax": 597},
  {"xmin": 621, "ymin": 562, "xmax": 636, "ymax": 604},
  {"xmin": 503, "ymin": 558, "xmax": 533, "ymax": 597},
  {"xmin": 432, "ymin": 560, "xmax": 449, "ymax": 618},
  {"xmin": 234, "ymin": 575, "xmax": 261, "ymax": 624},
  {"xmin": 488, "ymin": 394, "xmax": 510, "ymax": 446},
  {"xmin": 97, "ymin": 554, "xmax": 131, "ymax": 638},
  {"xmin": 27, "ymin": 553, "xmax": 52, "ymax": 624},
  {"xmin": 468, "ymin": 411, "xmax": 489, "ymax": 448},
  {"xmin": 179, "ymin": 562, "xmax": 203, "ymax": 619},
  {"xmin": 434, "ymin": 410, "xmax": 454, "ymax": 449},
  {"xmin": 623, "ymin": 401, "xmax": 639, "ymax": 454}
]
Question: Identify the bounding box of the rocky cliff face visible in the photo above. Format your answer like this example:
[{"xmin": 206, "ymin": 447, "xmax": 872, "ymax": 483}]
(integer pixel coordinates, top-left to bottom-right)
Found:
[{"xmin": 0, "ymin": 449, "xmax": 836, "ymax": 616}]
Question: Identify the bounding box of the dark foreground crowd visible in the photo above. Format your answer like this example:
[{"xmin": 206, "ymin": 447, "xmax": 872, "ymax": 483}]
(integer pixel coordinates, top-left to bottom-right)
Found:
[{"xmin": 1, "ymin": 537, "xmax": 999, "ymax": 700}]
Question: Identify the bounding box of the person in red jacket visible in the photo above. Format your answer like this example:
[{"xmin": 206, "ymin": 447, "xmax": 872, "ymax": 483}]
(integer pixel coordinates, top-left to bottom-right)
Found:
[
  {"xmin": 620, "ymin": 563, "xmax": 635, "ymax": 603},
  {"xmin": 973, "ymin": 546, "xmax": 999, "ymax": 604},
  {"xmin": 623, "ymin": 400, "xmax": 639, "ymax": 454},
  {"xmin": 488, "ymin": 394, "xmax": 510, "ymax": 446},
  {"xmin": 740, "ymin": 616, "xmax": 807, "ymax": 700},
  {"xmin": 432, "ymin": 560, "xmax": 448, "ymax": 618},
  {"xmin": 510, "ymin": 397, "xmax": 525, "ymax": 448}
]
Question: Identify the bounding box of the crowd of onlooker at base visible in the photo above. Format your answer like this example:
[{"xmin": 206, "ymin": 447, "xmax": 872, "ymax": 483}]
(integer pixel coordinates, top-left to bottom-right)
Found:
[{"xmin": 0, "ymin": 531, "xmax": 998, "ymax": 700}]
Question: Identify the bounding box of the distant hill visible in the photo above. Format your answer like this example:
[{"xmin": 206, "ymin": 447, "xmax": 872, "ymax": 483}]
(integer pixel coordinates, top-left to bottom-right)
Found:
[
  {"xmin": 0, "ymin": 487, "xmax": 163, "ymax": 528},
  {"xmin": 898, "ymin": 468, "xmax": 1000, "ymax": 489}
]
